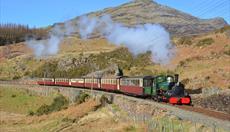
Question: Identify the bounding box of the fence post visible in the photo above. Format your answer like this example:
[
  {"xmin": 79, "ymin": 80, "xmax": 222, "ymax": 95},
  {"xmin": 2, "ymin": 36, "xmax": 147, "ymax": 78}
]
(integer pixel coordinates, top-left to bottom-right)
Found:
[{"xmin": 171, "ymin": 119, "xmax": 174, "ymax": 132}]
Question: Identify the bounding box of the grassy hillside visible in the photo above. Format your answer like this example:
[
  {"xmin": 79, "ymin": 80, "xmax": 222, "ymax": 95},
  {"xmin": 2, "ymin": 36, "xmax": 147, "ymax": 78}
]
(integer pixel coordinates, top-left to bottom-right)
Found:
[
  {"xmin": 0, "ymin": 86, "xmax": 56, "ymax": 114},
  {"xmin": 0, "ymin": 26, "xmax": 229, "ymax": 89},
  {"xmin": 172, "ymin": 26, "xmax": 230, "ymax": 89}
]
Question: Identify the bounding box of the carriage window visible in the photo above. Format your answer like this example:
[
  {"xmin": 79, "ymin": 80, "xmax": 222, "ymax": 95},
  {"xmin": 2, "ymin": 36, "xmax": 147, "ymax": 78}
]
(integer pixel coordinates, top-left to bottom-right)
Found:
[
  {"xmin": 129, "ymin": 79, "xmax": 139, "ymax": 86},
  {"xmin": 144, "ymin": 79, "xmax": 152, "ymax": 87}
]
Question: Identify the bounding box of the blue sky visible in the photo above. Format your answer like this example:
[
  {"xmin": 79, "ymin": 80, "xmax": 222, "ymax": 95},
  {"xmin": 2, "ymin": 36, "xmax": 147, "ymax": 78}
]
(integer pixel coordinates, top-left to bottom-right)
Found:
[{"xmin": 0, "ymin": 0, "xmax": 229, "ymax": 28}]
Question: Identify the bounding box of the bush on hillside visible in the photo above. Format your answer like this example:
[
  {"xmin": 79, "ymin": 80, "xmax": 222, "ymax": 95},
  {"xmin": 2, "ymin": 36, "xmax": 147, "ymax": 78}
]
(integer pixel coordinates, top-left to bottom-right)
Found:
[
  {"xmin": 28, "ymin": 110, "xmax": 35, "ymax": 116},
  {"xmin": 178, "ymin": 37, "xmax": 192, "ymax": 45},
  {"xmin": 36, "ymin": 104, "xmax": 50, "ymax": 115},
  {"xmin": 100, "ymin": 95, "xmax": 111, "ymax": 107},
  {"xmin": 224, "ymin": 49, "xmax": 230, "ymax": 56},
  {"xmin": 223, "ymin": 45, "xmax": 230, "ymax": 56},
  {"xmin": 35, "ymin": 95, "xmax": 68, "ymax": 116},
  {"xmin": 196, "ymin": 38, "xmax": 214, "ymax": 46},
  {"xmin": 11, "ymin": 94, "xmax": 16, "ymax": 98},
  {"xmin": 74, "ymin": 92, "xmax": 90, "ymax": 104},
  {"xmin": 50, "ymin": 95, "xmax": 68, "ymax": 111}
]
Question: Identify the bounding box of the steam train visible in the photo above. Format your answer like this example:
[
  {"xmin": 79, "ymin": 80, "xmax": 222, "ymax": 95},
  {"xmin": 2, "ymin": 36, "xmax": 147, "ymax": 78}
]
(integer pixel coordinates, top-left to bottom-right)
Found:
[{"xmin": 37, "ymin": 74, "xmax": 191, "ymax": 105}]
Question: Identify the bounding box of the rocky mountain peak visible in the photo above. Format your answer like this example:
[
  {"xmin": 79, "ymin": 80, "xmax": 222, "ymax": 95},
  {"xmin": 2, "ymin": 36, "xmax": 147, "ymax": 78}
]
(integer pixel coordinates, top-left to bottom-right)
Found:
[
  {"xmin": 61, "ymin": 0, "xmax": 228, "ymax": 36},
  {"xmin": 132, "ymin": 0, "xmax": 154, "ymax": 4}
]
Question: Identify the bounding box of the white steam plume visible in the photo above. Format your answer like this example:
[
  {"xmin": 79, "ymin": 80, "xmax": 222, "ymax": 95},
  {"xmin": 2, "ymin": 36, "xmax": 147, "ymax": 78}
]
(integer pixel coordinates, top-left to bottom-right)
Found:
[
  {"xmin": 78, "ymin": 15, "xmax": 174, "ymax": 64},
  {"xmin": 27, "ymin": 14, "xmax": 174, "ymax": 64},
  {"xmin": 26, "ymin": 22, "xmax": 73, "ymax": 57}
]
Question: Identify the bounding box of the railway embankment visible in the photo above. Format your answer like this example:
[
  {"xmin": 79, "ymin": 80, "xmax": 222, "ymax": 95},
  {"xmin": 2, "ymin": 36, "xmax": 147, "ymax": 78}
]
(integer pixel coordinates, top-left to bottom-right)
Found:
[{"xmin": 0, "ymin": 82, "xmax": 229, "ymax": 131}]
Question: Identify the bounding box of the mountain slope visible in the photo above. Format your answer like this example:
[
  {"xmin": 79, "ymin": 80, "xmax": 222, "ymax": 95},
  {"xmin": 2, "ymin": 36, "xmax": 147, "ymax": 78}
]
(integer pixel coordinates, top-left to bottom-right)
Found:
[{"xmin": 64, "ymin": 0, "xmax": 227, "ymax": 36}]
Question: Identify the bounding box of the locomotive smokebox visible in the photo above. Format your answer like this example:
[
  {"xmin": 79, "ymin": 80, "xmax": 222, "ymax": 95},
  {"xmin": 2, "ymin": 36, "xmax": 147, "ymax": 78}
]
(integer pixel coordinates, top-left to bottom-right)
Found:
[{"xmin": 175, "ymin": 74, "xmax": 179, "ymax": 83}]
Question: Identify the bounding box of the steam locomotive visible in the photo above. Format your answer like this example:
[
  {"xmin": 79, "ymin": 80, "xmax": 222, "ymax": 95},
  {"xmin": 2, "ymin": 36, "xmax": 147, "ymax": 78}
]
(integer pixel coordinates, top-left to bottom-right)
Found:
[{"xmin": 37, "ymin": 74, "xmax": 191, "ymax": 105}]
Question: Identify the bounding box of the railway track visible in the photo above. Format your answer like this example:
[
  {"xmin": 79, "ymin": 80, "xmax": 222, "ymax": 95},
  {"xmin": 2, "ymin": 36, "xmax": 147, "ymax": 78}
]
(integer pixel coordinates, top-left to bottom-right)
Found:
[
  {"xmin": 176, "ymin": 105, "xmax": 230, "ymax": 121},
  {"xmin": 1, "ymin": 81, "xmax": 230, "ymax": 122}
]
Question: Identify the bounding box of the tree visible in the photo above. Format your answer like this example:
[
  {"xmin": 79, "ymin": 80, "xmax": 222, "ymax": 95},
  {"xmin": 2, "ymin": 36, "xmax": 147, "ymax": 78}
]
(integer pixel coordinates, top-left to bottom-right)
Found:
[{"xmin": 0, "ymin": 23, "xmax": 47, "ymax": 46}]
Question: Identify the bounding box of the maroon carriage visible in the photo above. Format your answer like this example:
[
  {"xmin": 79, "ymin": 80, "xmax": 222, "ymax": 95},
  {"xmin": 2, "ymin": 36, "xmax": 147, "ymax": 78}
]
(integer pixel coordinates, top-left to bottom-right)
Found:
[
  {"xmin": 70, "ymin": 78, "xmax": 85, "ymax": 87},
  {"xmin": 37, "ymin": 78, "xmax": 55, "ymax": 85},
  {"xmin": 55, "ymin": 78, "xmax": 70, "ymax": 86},
  {"xmin": 84, "ymin": 78, "xmax": 101, "ymax": 89},
  {"xmin": 119, "ymin": 77, "xmax": 145, "ymax": 96},
  {"xmin": 101, "ymin": 77, "xmax": 120, "ymax": 91}
]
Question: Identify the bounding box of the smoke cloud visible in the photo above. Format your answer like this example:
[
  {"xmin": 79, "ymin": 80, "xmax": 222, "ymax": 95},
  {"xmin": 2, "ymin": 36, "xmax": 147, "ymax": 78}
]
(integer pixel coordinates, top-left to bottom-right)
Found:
[
  {"xmin": 27, "ymin": 14, "xmax": 174, "ymax": 64},
  {"xmin": 78, "ymin": 15, "xmax": 174, "ymax": 64},
  {"xmin": 26, "ymin": 22, "xmax": 72, "ymax": 57}
]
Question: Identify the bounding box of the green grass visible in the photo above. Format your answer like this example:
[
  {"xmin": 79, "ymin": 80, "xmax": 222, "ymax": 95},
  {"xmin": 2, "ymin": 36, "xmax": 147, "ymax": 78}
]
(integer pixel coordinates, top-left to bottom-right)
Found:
[
  {"xmin": 0, "ymin": 86, "xmax": 55, "ymax": 114},
  {"xmin": 111, "ymin": 104, "xmax": 121, "ymax": 112},
  {"xmin": 0, "ymin": 117, "xmax": 69, "ymax": 132}
]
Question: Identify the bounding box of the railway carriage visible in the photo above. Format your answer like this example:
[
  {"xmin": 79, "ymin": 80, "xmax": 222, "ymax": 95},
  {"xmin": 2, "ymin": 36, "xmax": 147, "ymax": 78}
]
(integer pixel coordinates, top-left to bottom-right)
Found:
[
  {"xmin": 55, "ymin": 78, "xmax": 70, "ymax": 86},
  {"xmin": 70, "ymin": 78, "xmax": 85, "ymax": 87},
  {"xmin": 120, "ymin": 76, "xmax": 153, "ymax": 96},
  {"xmin": 37, "ymin": 78, "xmax": 55, "ymax": 85},
  {"xmin": 101, "ymin": 77, "xmax": 120, "ymax": 91},
  {"xmin": 84, "ymin": 78, "xmax": 101, "ymax": 89}
]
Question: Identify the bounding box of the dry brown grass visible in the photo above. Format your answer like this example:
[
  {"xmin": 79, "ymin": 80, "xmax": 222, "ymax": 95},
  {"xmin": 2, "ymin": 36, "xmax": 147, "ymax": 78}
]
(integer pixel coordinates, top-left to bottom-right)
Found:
[{"xmin": 171, "ymin": 31, "xmax": 230, "ymax": 89}]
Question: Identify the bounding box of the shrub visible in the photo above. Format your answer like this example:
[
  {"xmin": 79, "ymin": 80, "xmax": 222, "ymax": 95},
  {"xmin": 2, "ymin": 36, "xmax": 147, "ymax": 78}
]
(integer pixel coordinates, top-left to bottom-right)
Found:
[
  {"xmin": 28, "ymin": 110, "xmax": 35, "ymax": 116},
  {"xmin": 35, "ymin": 95, "xmax": 68, "ymax": 116},
  {"xmin": 100, "ymin": 95, "xmax": 110, "ymax": 106},
  {"xmin": 12, "ymin": 75, "xmax": 21, "ymax": 80},
  {"xmin": 196, "ymin": 38, "xmax": 214, "ymax": 46},
  {"xmin": 36, "ymin": 104, "xmax": 50, "ymax": 116},
  {"xmin": 124, "ymin": 125, "xmax": 136, "ymax": 131},
  {"xmin": 178, "ymin": 37, "xmax": 192, "ymax": 45},
  {"xmin": 223, "ymin": 45, "xmax": 230, "ymax": 56},
  {"xmin": 11, "ymin": 94, "xmax": 16, "ymax": 98},
  {"xmin": 74, "ymin": 92, "xmax": 90, "ymax": 104},
  {"xmin": 49, "ymin": 95, "xmax": 68, "ymax": 112},
  {"xmin": 224, "ymin": 49, "xmax": 230, "ymax": 56},
  {"xmin": 62, "ymin": 117, "xmax": 76, "ymax": 123}
]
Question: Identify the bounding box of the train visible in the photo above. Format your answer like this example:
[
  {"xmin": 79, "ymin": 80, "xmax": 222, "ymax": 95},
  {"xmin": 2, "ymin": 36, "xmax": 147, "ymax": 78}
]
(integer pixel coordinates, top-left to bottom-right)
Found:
[{"xmin": 37, "ymin": 74, "xmax": 191, "ymax": 105}]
